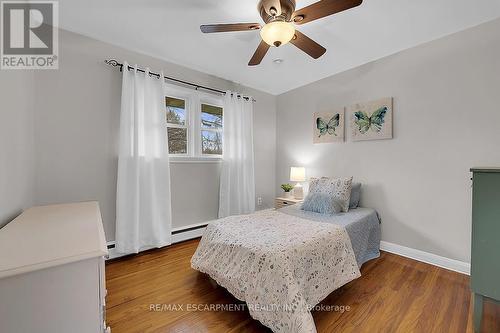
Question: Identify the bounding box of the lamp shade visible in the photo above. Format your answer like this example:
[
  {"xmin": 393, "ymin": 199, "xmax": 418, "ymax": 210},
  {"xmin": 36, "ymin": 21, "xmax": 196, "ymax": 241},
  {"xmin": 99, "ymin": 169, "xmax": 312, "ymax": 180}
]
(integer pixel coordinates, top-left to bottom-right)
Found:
[
  {"xmin": 260, "ymin": 21, "xmax": 295, "ymax": 47},
  {"xmin": 290, "ymin": 167, "xmax": 306, "ymax": 182}
]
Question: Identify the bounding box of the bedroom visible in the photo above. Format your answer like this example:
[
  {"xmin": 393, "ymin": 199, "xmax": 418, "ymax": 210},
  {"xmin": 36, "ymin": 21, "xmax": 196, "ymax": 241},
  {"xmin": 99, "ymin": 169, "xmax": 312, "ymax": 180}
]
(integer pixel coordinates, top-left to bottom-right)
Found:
[{"xmin": 0, "ymin": 0, "xmax": 499, "ymax": 332}]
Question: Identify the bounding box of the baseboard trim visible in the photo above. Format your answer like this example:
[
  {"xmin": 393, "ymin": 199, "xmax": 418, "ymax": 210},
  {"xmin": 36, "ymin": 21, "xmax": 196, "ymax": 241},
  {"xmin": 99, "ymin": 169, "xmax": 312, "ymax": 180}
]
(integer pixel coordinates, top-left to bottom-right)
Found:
[
  {"xmin": 106, "ymin": 225, "xmax": 206, "ymax": 260},
  {"xmin": 380, "ymin": 241, "xmax": 470, "ymax": 275}
]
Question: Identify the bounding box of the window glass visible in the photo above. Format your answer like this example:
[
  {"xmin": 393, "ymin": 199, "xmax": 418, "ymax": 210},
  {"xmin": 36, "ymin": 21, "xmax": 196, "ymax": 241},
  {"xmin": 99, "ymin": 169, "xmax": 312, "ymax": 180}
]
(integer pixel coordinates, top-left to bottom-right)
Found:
[
  {"xmin": 166, "ymin": 97, "xmax": 186, "ymax": 125},
  {"xmin": 201, "ymin": 130, "xmax": 222, "ymax": 155},
  {"xmin": 201, "ymin": 104, "xmax": 223, "ymax": 129},
  {"xmin": 167, "ymin": 128, "xmax": 187, "ymax": 154}
]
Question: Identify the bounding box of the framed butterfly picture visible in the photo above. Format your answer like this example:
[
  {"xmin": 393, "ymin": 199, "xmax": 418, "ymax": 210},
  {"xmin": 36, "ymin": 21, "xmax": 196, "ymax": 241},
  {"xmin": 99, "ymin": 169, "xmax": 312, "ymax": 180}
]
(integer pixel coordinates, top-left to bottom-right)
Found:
[
  {"xmin": 349, "ymin": 97, "xmax": 393, "ymax": 141},
  {"xmin": 313, "ymin": 109, "xmax": 344, "ymax": 143}
]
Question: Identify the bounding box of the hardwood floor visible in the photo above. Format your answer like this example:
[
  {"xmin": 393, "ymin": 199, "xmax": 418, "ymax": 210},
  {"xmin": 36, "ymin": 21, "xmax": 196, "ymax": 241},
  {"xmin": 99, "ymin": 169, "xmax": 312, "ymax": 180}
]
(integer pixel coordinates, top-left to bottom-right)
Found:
[{"xmin": 106, "ymin": 239, "xmax": 499, "ymax": 333}]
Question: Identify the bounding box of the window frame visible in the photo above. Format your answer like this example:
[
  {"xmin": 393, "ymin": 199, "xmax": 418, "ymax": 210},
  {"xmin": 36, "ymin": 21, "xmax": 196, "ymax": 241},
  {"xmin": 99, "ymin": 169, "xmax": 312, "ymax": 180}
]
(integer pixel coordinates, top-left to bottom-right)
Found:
[{"xmin": 164, "ymin": 85, "xmax": 223, "ymax": 161}]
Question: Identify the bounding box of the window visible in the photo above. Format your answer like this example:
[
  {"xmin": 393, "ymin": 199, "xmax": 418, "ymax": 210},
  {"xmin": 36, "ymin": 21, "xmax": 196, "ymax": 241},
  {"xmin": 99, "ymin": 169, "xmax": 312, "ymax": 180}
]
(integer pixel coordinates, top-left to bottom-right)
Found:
[
  {"xmin": 165, "ymin": 89, "xmax": 223, "ymax": 159},
  {"xmin": 201, "ymin": 103, "xmax": 223, "ymax": 155},
  {"xmin": 166, "ymin": 97, "xmax": 188, "ymax": 155}
]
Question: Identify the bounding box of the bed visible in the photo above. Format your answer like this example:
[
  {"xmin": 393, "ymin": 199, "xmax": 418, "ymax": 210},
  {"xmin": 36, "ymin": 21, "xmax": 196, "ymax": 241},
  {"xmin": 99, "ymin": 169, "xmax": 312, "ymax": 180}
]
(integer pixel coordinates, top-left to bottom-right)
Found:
[
  {"xmin": 191, "ymin": 205, "xmax": 381, "ymax": 333},
  {"xmin": 279, "ymin": 205, "xmax": 381, "ymax": 268}
]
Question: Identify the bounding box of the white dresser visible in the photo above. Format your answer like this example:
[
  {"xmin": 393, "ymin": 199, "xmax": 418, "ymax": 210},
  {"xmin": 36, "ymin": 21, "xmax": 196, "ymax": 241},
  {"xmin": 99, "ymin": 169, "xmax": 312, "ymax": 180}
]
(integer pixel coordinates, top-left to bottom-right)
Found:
[{"xmin": 0, "ymin": 202, "xmax": 109, "ymax": 333}]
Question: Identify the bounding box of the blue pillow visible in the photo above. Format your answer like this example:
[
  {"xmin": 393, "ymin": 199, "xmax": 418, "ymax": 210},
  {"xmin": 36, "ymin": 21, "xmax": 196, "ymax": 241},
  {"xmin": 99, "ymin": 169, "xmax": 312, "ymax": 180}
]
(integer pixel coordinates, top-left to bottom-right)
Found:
[
  {"xmin": 349, "ymin": 183, "xmax": 361, "ymax": 209},
  {"xmin": 301, "ymin": 192, "xmax": 342, "ymax": 215}
]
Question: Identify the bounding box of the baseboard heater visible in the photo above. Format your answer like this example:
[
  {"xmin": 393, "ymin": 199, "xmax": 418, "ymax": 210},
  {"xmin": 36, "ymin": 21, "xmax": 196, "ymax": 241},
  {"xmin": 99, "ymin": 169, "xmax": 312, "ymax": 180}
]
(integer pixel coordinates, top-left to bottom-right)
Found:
[
  {"xmin": 106, "ymin": 223, "xmax": 208, "ymax": 260},
  {"xmin": 172, "ymin": 223, "xmax": 208, "ymax": 235}
]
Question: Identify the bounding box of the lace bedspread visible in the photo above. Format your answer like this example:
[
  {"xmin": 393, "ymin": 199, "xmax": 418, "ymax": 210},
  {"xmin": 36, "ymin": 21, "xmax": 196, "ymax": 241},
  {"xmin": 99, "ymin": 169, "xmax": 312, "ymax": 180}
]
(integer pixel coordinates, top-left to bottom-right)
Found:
[{"xmin": 191, "ymin": 209, "xmax": 361, "ymax": 333}]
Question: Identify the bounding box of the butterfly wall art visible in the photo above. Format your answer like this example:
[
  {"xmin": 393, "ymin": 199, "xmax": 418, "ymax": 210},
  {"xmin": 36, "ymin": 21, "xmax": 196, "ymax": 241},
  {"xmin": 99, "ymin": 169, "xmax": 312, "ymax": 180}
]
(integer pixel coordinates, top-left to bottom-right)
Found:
[
  {"xmin": 348, "ymin": 97, "xmax": 393, "ymax": 141},
  {"xmin": 313, "ymin": 109, "xmax": 344, "ymax": 143}
]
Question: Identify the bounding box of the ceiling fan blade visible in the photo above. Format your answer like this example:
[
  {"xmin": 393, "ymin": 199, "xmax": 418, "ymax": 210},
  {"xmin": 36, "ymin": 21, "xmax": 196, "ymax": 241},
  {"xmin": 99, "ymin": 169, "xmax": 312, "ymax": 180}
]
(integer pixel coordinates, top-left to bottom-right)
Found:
[
  {"xmin": 249, "ymin": 40, "xmax": 270, "ymax": 66},
  {"xmin": 292, "ymin": 0, "xmax": 362, "ymax": 25},
  {"xmin": 290, "ymin": 30, "xmax": 326, "ymax": 59},
  {"xmin": 261, "ymin": 0, "xmax": 282, "ymax": 16},
  {"xmin": 200, "ymin": 23, "xmax": 261, "ymax": 33}
]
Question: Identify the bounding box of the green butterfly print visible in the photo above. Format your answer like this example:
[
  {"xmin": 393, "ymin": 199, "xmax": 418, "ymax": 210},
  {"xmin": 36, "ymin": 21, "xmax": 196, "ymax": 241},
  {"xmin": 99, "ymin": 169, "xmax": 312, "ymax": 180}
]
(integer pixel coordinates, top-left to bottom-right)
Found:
[
  {"xmin": 354, "ymin": 106, "xmax": 388, "ymax": 134},
  {"xmin": 316, "ymin": 114, "xmax": 340, "ymax": 137}
]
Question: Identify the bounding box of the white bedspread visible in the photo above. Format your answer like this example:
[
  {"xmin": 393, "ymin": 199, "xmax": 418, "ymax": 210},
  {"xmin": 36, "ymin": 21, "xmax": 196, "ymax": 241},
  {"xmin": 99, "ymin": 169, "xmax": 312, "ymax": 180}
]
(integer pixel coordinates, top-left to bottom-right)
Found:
[{"xmin": 191, "ymin": 209, "xmax": 361, "ymax": 333}]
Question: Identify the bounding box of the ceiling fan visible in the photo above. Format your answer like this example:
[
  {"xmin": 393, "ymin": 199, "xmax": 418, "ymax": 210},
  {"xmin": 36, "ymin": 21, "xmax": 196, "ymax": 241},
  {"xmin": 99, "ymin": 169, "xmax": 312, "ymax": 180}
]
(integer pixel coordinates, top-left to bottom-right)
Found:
[{"xmin": 200, "ymin": 0, "xmax": 363, "ymax": 66}]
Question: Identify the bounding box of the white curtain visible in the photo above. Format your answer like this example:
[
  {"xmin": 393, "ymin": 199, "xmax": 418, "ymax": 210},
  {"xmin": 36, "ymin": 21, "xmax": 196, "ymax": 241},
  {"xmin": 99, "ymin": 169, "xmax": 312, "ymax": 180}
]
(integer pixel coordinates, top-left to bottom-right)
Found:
[
  {"xmin": 115, "ymin": 62, "xmax": 172, "ymax": 254},
  {"xmin": 218, "ymin": 91, "xmax": 255, "ymax": 218}
]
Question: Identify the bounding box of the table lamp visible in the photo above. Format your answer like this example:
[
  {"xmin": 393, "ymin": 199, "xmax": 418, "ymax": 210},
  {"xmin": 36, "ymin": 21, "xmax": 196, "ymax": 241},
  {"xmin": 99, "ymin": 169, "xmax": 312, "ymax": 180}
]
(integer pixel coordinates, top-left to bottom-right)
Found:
[{"xmin": 290, "ymin": 167, "xmax": 306, "ymax": 200}]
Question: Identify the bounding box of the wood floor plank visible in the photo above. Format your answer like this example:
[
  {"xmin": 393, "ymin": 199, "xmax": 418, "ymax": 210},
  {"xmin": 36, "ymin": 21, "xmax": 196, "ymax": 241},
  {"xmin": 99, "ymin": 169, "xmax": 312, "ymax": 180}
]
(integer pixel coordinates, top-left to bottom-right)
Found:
[{"xmin": 106, "ymin": 239, "xmax": 499, "ymax": 333}]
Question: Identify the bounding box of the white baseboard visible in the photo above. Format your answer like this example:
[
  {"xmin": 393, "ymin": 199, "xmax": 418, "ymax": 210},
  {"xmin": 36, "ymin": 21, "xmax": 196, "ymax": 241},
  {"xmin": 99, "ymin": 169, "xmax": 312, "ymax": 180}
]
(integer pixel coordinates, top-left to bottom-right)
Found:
[
  {"xmin": 106, "ymin": 225, "xmax": 206, "ymax": 260},
  {"xmin": 380, "ymin": 241, "xmax": 470, "ymax": 275}
]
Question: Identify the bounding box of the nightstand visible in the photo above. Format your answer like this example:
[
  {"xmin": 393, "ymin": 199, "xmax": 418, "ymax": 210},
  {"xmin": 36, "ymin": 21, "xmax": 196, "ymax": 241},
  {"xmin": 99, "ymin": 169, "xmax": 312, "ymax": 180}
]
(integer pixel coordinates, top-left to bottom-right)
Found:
[{"xmin": 275, "ymin": 197, "xmax": 303, "ymax": 209}]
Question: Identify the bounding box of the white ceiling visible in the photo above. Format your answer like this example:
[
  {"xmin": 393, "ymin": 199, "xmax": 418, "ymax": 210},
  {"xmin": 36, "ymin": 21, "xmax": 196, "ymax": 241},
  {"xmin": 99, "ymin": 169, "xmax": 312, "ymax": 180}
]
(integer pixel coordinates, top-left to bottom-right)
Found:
[{"xmin": 59, "ymin": 0, "xmax": 500, "ymax": 95}]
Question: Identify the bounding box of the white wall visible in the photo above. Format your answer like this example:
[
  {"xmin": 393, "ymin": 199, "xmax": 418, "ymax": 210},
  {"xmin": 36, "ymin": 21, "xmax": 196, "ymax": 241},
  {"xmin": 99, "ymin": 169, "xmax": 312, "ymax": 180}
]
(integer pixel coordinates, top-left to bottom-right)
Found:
[
  {"xmin": 0, "ymin": 71, "xmax": 35, "ymax": 228},
  {"xmin": 276, "ymin": 18, "xmax": 500, "ymax": 263},
  {"xmin": 0, "ymin": 28, "xmax": 276, "ymax": 240}
]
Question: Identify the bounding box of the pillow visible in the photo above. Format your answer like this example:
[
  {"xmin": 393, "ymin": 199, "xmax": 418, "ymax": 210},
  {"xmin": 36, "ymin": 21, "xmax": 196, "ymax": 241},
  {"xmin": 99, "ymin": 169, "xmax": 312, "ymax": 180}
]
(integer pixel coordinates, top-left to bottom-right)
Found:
[
  {"xmin": 301, "ymin": 192, "xmax": 342, "ymax": 215},
  {"xmin": 349, "ymin": 182, "xmax": 361, "ymax": 209},
  {"xmin": 309, "ymin": 177, "xmax": 353, "ymax": 212}
]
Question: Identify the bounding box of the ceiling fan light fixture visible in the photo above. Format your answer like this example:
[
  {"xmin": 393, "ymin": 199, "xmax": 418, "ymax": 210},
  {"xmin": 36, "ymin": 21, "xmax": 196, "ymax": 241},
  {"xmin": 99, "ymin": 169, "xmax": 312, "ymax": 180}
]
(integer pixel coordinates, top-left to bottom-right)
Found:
[
  {"xmin": 260, "ymin": 21, "xmax": 295, "ymax": 47},
  {"xmin": 200, "ymin": 0, "xmax": 363, "ymax": 65}
]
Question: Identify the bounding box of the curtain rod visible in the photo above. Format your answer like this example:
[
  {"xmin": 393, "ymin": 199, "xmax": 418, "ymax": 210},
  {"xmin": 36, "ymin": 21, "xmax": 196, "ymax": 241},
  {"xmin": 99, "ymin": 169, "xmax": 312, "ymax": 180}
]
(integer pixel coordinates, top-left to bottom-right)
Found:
[{"xmin": 104, "ymin": 59, "xmax": 256, "ymax": 102}]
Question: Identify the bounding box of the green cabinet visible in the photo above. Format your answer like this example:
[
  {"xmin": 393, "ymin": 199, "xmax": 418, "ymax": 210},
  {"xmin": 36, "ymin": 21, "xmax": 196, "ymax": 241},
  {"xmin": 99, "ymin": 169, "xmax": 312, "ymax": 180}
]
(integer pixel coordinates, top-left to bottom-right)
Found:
[{"xmin": 470, "ymin": 168, "xmax": 500, "ymax": 332}]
